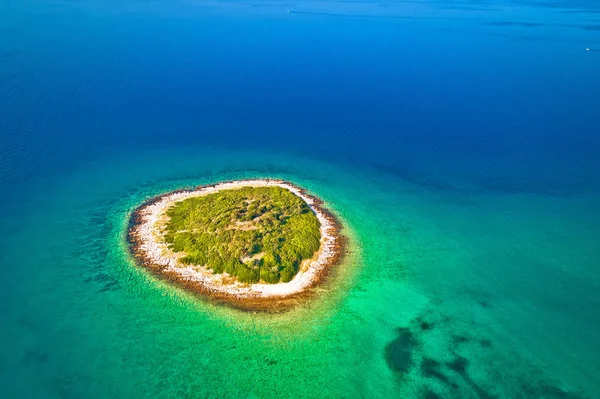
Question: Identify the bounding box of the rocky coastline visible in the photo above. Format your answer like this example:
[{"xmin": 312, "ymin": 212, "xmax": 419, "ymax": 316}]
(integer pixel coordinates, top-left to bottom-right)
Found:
[{"xmin": 127, "ymin": 179, "xmax": 345, "ymax": 312}]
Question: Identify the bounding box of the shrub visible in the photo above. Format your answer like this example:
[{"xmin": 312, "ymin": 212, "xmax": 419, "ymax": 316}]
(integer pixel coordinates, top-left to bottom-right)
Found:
[{"xmin": 163, "ymin": 186, "xmax": 320, "ymax": 284}]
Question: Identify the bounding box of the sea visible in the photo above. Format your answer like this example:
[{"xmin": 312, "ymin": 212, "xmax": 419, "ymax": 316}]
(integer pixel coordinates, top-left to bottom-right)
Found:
[{"xmin": 1, "ymin": 0, "xmax": 599, "ymax": 398}]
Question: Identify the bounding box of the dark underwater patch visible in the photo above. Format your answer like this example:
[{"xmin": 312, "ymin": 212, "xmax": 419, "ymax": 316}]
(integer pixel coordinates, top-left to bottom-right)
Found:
[
  {"xmin": 447, "ymin": 356, "xmax": 495, "ymax": 399},
  {"xmin": 387, "ymin": 307, "xmax": 584, "ymax": 399},
  {"xmin": 423, "ymin": 388, "xmax": 443, "ymax": 399},
  {"xmin": 447, "ymin": 356, "xmax": 468, "ymax": 376},
  {"xmin": 421, "ymin": 357, "xmax": 458, "ymax": 390},
  {"xmin": 419, "ymin": 320, "xmax": 433, "ymax": 331},
  {"xmin": 385, "ymin": 328, "xmax": 416, "ymax": 374},
  {"xmin": 452, "ymin": 334, "xmax": 470, "ymax": 346},
  {"xmin": 478, "ymin": 299, "xmax": 492, "ymax": 309}
]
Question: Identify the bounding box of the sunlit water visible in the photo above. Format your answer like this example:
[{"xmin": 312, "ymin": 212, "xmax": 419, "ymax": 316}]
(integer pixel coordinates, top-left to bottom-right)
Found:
[{"xmin": 1, "ymin": 1, "xmax": 599, "ymax": 398}]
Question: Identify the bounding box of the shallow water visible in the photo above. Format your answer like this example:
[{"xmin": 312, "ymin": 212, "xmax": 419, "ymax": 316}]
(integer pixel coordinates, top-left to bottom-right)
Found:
[{"xmin": 1, "ymin": 1, "xmax": 599, "ymax": 398}]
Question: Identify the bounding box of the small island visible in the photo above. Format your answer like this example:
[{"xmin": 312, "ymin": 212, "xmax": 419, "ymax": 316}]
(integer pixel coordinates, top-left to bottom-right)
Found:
[{"xmin": 128, "ymin": 180, "xmax": 344, "ymax": 311}]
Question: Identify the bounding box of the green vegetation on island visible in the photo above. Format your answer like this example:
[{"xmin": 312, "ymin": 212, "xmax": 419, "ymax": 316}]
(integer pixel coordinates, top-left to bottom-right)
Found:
[{"xmin": 163, "ymin": 186, "xmax": 321, "ymax": 284}]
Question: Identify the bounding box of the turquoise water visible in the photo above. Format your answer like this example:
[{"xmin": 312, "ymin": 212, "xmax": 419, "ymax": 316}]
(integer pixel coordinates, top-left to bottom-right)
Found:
[
  {"xmin": 2, "ymin": 148, "xmax": 599, "ymax": 397},
  {"xmin": 2, "ymin": 0, "xmax": 600, "ymax": 398}
]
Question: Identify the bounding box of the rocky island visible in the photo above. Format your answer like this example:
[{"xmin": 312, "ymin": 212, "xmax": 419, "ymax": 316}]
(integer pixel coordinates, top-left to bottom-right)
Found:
[{"xmin": 128, "ymin": 179, "xmax": 344, "ymax": 311}]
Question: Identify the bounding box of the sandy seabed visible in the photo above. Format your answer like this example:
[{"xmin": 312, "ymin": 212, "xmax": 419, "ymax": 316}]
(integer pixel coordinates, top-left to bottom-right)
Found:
[{"xmin": 128, "ymin": 179, "xmax": 345, "ymax": 311}]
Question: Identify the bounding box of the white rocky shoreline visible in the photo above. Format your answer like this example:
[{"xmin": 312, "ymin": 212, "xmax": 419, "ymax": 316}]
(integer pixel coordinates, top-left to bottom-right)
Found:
[{"xmin": 128, "ymin": 179, "xmax": 343, "ymax": 309}]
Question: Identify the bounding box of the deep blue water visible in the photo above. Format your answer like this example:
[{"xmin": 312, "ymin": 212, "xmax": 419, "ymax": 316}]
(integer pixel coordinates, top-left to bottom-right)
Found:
[
  {"xmin": 2, "ymin": 0, "xmax": 600, "ymax": 196},
  {"xmin": 1, "ymin": 0, "xmax": 600, "ymax": 397}
]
